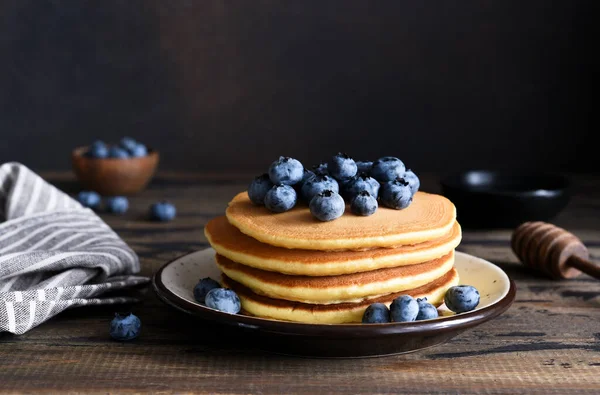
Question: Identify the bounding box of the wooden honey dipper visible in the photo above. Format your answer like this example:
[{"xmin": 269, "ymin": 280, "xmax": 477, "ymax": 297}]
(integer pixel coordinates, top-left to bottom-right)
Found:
[{"xmin": 511, "ymin": 221, "xmax": 600, "ymax": 280}]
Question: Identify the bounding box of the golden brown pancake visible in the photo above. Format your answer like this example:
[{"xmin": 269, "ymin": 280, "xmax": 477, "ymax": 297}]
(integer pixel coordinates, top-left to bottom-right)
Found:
[
  {"xmin": 215, "ymin": 251, "xmax": 454, "ymax": 304},
  {"xmin": 226, "ymin": 191, "xmax": 456, "ymax": 250},
  {"xmin": 205, "ymin": 216, "xmax": 461, "ymax": 276},
  {"xmin": 221, "ymin": 269, "xmax": 459, "ymax": 324}
]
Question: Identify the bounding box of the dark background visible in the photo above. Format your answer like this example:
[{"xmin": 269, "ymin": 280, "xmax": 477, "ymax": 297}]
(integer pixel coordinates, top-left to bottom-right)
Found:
[{"xmin": 0, "ymin": 1, "xmax": 596, "ymax": 175}]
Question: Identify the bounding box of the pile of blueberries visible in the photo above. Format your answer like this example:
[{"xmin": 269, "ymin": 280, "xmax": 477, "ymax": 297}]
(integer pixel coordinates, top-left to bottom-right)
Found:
[
  {"xmin": 77, "ymin": 190, "xmax": 176, "ymax": 221},
  {"xmin": 85, "ymin": 137, "xmax": 149, "ymax": 159},
  {"xmin": 248, "ymin": 153, "xmax": 420, "ymax": 221},
  {"xmin": 362, "ymin": 285, "xmax": 480, "ymax": 323}
]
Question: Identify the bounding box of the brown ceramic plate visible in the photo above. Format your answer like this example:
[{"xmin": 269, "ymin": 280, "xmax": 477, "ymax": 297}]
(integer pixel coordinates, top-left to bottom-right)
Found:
[{"xmin": 152, "ymin": 249, "xmax": 515, "ymax": 358}]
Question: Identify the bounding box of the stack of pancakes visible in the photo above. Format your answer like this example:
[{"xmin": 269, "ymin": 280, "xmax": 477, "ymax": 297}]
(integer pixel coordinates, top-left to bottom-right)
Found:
[{"xmin": 204, "ymin": 191, "xmax": 462, "ymax": 324}]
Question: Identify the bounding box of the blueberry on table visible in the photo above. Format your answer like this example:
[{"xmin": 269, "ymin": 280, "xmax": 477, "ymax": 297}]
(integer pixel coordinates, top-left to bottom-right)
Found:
[
  {"xmin": 129, "ymin": 143, "xmax": 148, "ymax": 157},
  {"xmin": 444, "ymin": 285, "xmax": 480, "ymax": 313},
  {"xmin": 328, "ymin": 152, "xmax": 357, "ymax": 180},
  {"xmin": 264, "ymin": 184, "xmax": 297, "ymax": 213},
  {"xmin": 355, "ymin": 160, "xmax": 373, "ymax": 174},
  {"xmin": 370, "ymin": 156, "xmax": 406, "ymax": 182},
  {"xmin": 109, "ymin": 312, "xmax": 141, "ymax": 341},
  {"xmin": 248, "ymin": 174, "xmax": 274, "ymax": 205},
  {"xmin": 119, "ymin": 137, "xmax": 138, "ymax": 152},
  {"xmin": 390, "ymin": 295, "xmax": 419, "ymax": 322},
  {"xmin": 301, "ymin": 174, "xmax": 339, "ymax": 202},
  {"xmin": 86, "ymin": 140, "xmax": 109, "ymax": 158},
  {"xmin": 105, "ymin": 196, "xmax": 129, "ymax": 214},
  {"xmin": 403, "ymin": 169, "xmax": 420, "ymax": 195},
  {"xmin": 380, "ymin": 178, "xmax": 413, "ymax": 210},
  {"xmin": 350, "ymin": 191, "xmax": 378, "ymax": 216},
  {"xmin": 268, "ymin": 156, "xmax": 304, "ymax": 186},
  {"xmin": 77, "ymin": 191, "xmax": 101, "ymax": 209},
  {"xmin": 415, "ymin": 297, "xmax": 439, "ymax": 321},
  {"xmin": 149, "ymin": 201, "xmax": 176, "ymax": 221},
  {"xmin": 205, "ymin": 288, "xmax": 241, "ymax": 314},
  {"xmin": 193, "ymin": 277, "xmax": 221, "ymax": 303},
  {"xmin": 108, "ymin": 146, "xmax": 130, "ymax": 159},
  {"xmin": 362, "ymin": 303, "xmax": 390, "ymax": 323},
  {"xmin": 343, "ymin": 173, "xmax": 380, "ymax": 200},
  {"xmin": 309, "ymin": 190, "xmax": 345, "ymax": 221}
]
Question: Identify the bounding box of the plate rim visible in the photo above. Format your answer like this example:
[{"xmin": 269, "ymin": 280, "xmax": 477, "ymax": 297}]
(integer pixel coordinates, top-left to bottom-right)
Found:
[{"xmin": 152, "ymin": 249, "xmax": 516, "ymax": 337}]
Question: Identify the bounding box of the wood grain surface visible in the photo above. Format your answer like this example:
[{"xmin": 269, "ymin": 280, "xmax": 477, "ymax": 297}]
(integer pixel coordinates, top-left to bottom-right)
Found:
[{"xmin": 1, "ymin": 173, "xmax": 599, "ymax": 394}]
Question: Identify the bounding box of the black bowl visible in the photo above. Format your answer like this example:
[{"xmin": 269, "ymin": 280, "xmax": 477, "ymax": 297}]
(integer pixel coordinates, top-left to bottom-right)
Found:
[{"xmin": 440, "ymin": 170, "xmax": 571, "ymax": 229}]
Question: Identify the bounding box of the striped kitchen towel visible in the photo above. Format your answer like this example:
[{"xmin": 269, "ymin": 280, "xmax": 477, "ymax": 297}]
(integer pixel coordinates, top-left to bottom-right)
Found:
[{"xmin": 0, "ymin": 162, "xmax": 148, "ymax": 335}]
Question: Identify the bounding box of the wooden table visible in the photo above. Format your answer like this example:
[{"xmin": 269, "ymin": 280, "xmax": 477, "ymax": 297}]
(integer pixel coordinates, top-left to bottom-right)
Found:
[{"xmin": 1, "ymin": 173, "xmax": 599, "ymax": 394}]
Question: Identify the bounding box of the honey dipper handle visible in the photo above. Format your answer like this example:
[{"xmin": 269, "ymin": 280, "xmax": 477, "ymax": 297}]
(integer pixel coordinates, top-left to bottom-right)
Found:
[{"xmin": 568, "ymin": 255, "xmax": 600, "ymax": 280}]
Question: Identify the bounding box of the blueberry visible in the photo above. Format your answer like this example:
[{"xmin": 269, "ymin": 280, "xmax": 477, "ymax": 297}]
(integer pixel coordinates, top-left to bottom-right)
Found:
[
  {"xmin": 362, "ymin": 303, "xmax": 390, "ymax": 324},
  {"xmin": 370, "ymin": 156, "xmax": 406, "ymax": 182},
  {"xmin": 105, "ymin": 196, "xmax": 129, "ymax": 214},
  {"xmin": 328, "ymin": 152, "xmax": 357, "ymax": 180},
  {"xmin": 77, "ymin": 191, "xmax": 101, "ymax": 209},
  {"xmin": 350, "ymin": 191, "xmax": 378, "ymax": 216},
  {"xmin": 390, "ymin": 295, "xmax": 419, "ymax": 322},
  {"xmin": 109, "ymin": 312, "xmax": 141, "ymax": 341},
  {"xmin": 301, "ymin": 174, "xmax": 339, "ymax": 202},
  {"xmin": 149, "ymin": 201, "xmax": 176, "ymax": 221},
  {"xmin": 108, "ymin": 146, "xmax": 130, "ymax": 159},
  {"xmin": 120, "ymin": 137, "xmax": 138, "ymax": 152},
  {"xmin": 415, "ymin": 297, "xmax": 439, "ymax": 321},
  {"xmin": 343, "ymin": 173, "xmax": 380, "ymax": 200},
  {"xmin": 309, "ymin": 190, "xmax": 345, "ymax": 221},
  {"xmin": 403, "ymin": 169, "xmax": 420, "ymax": 195},
  {"xmin": 264, "ymin": 184, "xmax": 297, "ymax": 213},
  {"xmin": 312, "ymin": 162, "xmax": 329, "ymax": 176},
  {"xmin": 86, "ymin": 140, "xmax": 109, "ymax": 158},
  {"xmin": 380, "ymin": 178, "xmax": 413, "ymax": 210},
  {"xmin": 193, "ymin": 277, "xmax": 221, "ymax": 303},
  {"xmin": 444, "ymin": 285, "xmax": 480, "ymax": 313},
  {"xmin": 248, "ymin": 173, "xmax": 274, "ymax": 205},
  {"xmin": 268, "ymin": 156, "xmax": 304, "ymax": 185},
  {"xmin": 294, "ymin": 169, "xmax": 316, "ymax": 195},
  {"xmin": 356, "ymin": 160, "xmax": 373, "ymax": 174},
  {"xmin": 205, "ymin": 288, "xmax": 241, "ymax": 314},
  {"xmin": 129, "ymin": 143, "xmax": 148, "ymax": 157}
]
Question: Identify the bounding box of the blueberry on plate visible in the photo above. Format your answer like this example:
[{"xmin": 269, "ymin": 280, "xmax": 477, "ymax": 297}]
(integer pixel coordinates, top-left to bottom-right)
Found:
[
  {"xmin": 268, "ymin": 156, "xmax": 304, "ymax": 186},
  {"xmin": 105, "ymin": 196, "xmax": 129, "ymax": 214},
  {"xmin": 350, "ymin": 191, "xmax": 378, "ymax": 216},
  {"xmin": 86, "ymin": 140, "xmax": 109, "ymax": 158},
  {"xmin": 129, "ymin": 143, "xmax": 148, "ymax": 157},
  {"xmin": 362, "ymin": 303, "xmax": 391, "ymax": 323},
  {"xmin": 264, "ymin": 184, "xmax": 297, "ymax": 213},
  {"xmin": 312, "ymin": 162, "xmax": 329, "ymax": 176},
  {"xmin": 343, "ymin": 173, "xmax": 380, "ymax": 200},
  {"xmin": 380, "ymin": 178, "xmax": 413, "ymax": 210},
  {"xmin": 205, "ymin": 288, "xmax": 241, "ymax": 314},
  {"xmin": 77, "ymin": 191, "xmax": 101, "ymax": 209},
  {"xmin": 294, "ymin": 169, "xmax": 316, "ymax": 195},
  {"xmin": 355, "ymin": 160, "xmax": 373, "ymax": 174},
  {"xmin": 328, "ymin": 152, "xmax": 357, "ymax": 180},
  {"xmin": 415, "ymin": 297, "xmax": 439, "ymax": 321},
  {"xmin": 390, "ymin": 295, "xmax": 419, "ymax": 322},
  {"xmin": 120, "ymin": 137, "xmax": 138, "ymax": 152},
  {"xmin": 109, "ymin": 312, "xmax": 141, "ymax": 341},
  {"xmin": 149, "ymin": 201, "xmax": 176, "ymax": 221},
  {"xmin": 301, "ymin": 174, "xmax": 339, "ymax": 202},
  {"xmin": 370, "ymin": 156, "xmax": 406, "ymax": 182},
  {"xmin": 444, "ymin": 285, "xmax": 480, "ymax": 313},
  {"xmin": 108, "ymin": 146, "xmax": 130, "ymax": 159},
  {"xmin": 193, "ymin": 277, "xmax": 221, "ymax": 303},
  {"xmin": 248, "ymin": 173, "xmax": 274, "ymax": 205},
  {"xmin": 403, "ymin": 169, "xmax": 420, "ymax": 195},
  {"xmin": 309, "ymin": 190, "xmax": 345, "ymax": 221}
]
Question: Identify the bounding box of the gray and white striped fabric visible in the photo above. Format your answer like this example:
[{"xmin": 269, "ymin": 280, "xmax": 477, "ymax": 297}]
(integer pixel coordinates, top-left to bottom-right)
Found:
[{"xmin": 0, "ymin": 162, "xmax": 148, "ymax": 335}]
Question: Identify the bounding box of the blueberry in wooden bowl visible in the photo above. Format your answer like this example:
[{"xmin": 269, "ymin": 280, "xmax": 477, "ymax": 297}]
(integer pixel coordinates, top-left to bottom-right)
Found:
[
  {"xmin": 440, "ymin": 170, "xmax": 571, "ymax": 229},
  {"xmin": 71, "ymin": 143, "xmax": 159, "ymax": 196}
]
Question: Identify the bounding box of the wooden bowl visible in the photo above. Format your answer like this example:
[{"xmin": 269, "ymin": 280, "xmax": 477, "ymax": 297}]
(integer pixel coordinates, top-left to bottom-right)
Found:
[{"xmin": 71, "ymin": 146, "xmax": 159, "ymax": 195}]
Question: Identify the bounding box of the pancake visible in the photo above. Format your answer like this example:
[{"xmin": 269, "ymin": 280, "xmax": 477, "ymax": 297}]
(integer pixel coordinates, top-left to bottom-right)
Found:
[
  {"xmin": 221, "ymin": 268, "xmax": 459, "ymax": 324},
  {"xmin": 206, "ymin": 216, "xmax": 461, "ymax": 276},
  {"xmin": 215, "ymin": 251, "xmax": 454, "ymax": 304},
  {"xmin": 226, "ymin": 191, "xmax": 456, "ymax": 250}
]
